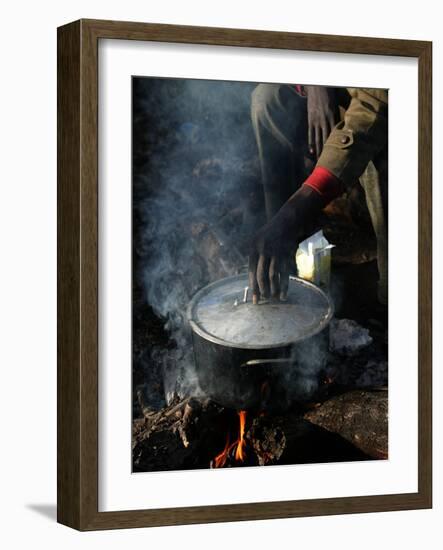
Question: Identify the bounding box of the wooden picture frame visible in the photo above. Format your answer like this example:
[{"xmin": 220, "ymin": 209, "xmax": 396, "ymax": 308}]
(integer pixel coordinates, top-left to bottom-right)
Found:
[{"xmin": 57, "ymin": 18, "xmax": 432, "ymax": 530}]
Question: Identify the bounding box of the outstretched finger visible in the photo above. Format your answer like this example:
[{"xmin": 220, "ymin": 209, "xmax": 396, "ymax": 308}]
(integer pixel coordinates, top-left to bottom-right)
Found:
[
  {"xmin": 269, "ymin": 256, "xmax": 280, "ymax": 298},
  {"xmin": 315, "ymin": 125, "xmax": 322, "ymax": 159},
  {"xmin": 308, "ymin": 123, "xmax": 314, "ymax": 156},
  {"xmin": 248, "ymin": 252, "xmax": 260, "ymax": 304},
  {"xmin": 257, "ymin": 254, "xmax": 271, "ymax": 301}
]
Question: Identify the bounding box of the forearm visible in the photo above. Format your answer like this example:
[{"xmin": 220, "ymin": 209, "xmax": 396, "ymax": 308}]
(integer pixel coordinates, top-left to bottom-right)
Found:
[{"xmin": 302, "ymin": 166, "xmax": 343, "ymax": 205}]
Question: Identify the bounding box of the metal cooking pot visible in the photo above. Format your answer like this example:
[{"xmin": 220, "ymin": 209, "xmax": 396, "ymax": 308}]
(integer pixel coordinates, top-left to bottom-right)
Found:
[{"xmin": 187, "ymin": 274, "xmax": 334, "ymax": 411}]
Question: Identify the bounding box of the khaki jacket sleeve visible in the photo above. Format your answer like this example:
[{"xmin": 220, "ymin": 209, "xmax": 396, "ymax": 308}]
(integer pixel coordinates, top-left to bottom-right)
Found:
[{"xmin": 317, "ymin": 88, "xmax": 388, "ymax": 186}]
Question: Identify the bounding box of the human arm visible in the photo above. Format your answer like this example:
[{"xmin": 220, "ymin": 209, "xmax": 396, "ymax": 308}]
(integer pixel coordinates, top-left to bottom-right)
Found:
[{"xmin": 248, "ymin": 88, "xmax": 388, "ymax": 303}]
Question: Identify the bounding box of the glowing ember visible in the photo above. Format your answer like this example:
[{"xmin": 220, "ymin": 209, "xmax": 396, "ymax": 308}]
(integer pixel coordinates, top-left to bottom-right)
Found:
[{"xmin": 212, "ymin": 411, "xmax": 247, "ymax": 468}]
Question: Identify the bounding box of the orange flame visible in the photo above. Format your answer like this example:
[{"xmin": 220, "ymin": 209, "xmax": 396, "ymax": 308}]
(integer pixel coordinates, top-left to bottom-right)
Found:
[
  {"xmin": 212, "ymin": 411, "xmax": 247, "ymax": 468},
  {"xmin": 234, "ymin": 411, "xmax": 247, "ymax": 462},
  {"xmin": 213, "ymin": 434, "xmax": 231, "ymax": 469}
]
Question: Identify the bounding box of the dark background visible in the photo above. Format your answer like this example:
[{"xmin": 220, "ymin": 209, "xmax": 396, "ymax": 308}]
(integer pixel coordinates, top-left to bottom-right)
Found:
[{"xmin": 132, "ymin": 77, "xmax": 265, "ymax": 410}]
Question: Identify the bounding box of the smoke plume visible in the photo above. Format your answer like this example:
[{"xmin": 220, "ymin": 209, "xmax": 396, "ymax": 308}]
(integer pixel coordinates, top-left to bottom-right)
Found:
[{"xmin": 133, "ymin": 77, "xmax": 262, "ymax": 404}]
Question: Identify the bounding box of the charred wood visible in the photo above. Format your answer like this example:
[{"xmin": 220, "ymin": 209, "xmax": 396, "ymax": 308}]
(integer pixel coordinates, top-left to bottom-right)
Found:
[
  {"xmin": 304, "ymin": 389, "xmax": 388, "ymax": 459},
  {"xmin": 132, "ymin": 389, "xmax": 387, "ymax": 471}
]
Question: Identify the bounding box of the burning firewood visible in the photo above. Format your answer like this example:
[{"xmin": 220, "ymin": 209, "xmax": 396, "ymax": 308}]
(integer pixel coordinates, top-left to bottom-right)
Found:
[
  {"xmin": 133, "ymin": 388, "xmax": 388, "ymax": 472},
  {"xmin": 132, "ymin": 395, "xmax": 229, "ymax": 472},
  {"xmin": 211, "ymin": 411, "xmax": 248, "ymax": 468},
  {"xmin": 246, "ymin": 415, "xmax": 286, "ymax": 466}
]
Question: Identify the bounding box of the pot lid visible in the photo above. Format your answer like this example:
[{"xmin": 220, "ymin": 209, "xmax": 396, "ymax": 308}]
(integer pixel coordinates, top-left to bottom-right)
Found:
[{"xmin": 187, "ymin": 274, "xmax": 333, "ymax": 349}]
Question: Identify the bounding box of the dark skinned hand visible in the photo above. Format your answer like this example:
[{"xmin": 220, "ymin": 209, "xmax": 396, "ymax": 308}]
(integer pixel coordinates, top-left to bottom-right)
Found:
[
  {"xmin": 305, "ymin": 86, "xmax": 339, "ymax": 159},
  {"xmin": 249, "ymin": 185, "xmax": 324, "ymax": 303}
]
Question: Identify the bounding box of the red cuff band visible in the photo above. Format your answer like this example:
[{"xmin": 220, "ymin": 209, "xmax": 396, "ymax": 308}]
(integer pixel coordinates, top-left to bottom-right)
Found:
[
  {"xmin": 303, "ymin": 166, "xmax": 343, "ymax": 204},
  {"xmin": 294, "ymin": 84, "xmax": 307, "ymax": 97}
]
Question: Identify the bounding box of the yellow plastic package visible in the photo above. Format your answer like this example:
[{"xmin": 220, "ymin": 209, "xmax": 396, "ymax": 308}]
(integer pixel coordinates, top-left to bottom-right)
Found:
[{"xmin": 295, "ymin": 230, "xmax": 334, "ymax": 288}]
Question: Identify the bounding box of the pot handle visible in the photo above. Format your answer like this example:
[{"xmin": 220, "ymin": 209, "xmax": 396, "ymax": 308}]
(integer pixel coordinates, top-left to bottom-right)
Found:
[{"xmin": 240, "ymin": 358, "xmax": 293, "ymax": 368}]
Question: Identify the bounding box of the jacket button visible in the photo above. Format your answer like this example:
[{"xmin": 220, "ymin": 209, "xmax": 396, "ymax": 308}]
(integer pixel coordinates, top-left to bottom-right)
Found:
[{"xmin": 341, "ymin": 135, "xmax": 350, "ymax": 144}]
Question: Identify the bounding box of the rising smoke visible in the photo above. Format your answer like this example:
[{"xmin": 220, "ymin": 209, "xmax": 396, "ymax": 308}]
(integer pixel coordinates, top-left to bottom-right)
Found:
[{"xmin": 133, "ymin": 77, "xmax": 263, "ymax": 405}]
